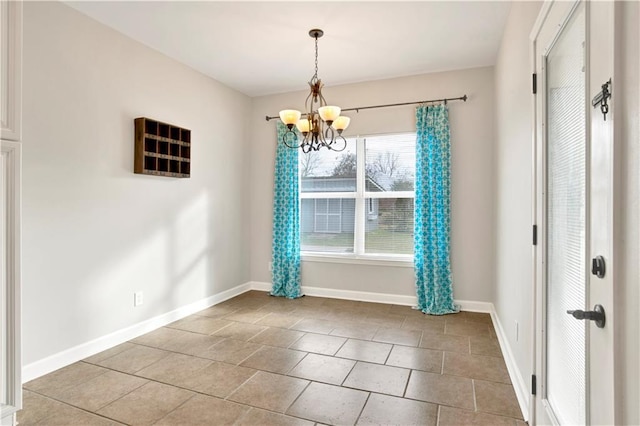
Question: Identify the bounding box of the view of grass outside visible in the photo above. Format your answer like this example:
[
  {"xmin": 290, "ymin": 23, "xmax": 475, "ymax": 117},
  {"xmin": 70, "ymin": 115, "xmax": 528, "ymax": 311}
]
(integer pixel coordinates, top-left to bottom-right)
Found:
[
  {"xmin": 366, "ymin": 198, "xmax": 413, "ymax": 254},
  {"xmin": 364, "ymin": 228, "xmax": 413, "ymax": 254},
  {"xmin": 301, "ymin": 232, "xmax": 354, "ymax": 253},
  {"xmin": 302, "ymin": 228, "xmax": 413, "ymax": 254}
]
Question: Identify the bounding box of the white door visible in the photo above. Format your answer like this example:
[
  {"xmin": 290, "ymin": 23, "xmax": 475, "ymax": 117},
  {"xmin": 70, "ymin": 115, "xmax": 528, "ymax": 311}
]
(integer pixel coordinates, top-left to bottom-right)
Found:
[{"xmin": 532, "ymin": 1, "xmax": 615, "ymax": 424}]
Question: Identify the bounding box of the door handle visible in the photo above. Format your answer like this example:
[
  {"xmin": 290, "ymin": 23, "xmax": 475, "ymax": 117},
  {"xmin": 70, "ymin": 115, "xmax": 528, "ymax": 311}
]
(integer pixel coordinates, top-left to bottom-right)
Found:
[{"xmin": 567, "ymin": 304, "xmax": 606, "ymax": 328}]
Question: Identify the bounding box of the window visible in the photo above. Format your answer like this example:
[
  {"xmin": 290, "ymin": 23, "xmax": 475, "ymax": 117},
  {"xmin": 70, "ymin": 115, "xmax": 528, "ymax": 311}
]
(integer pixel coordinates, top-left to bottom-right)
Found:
[
  {"xmin": 314, "ymin": 198, "xmax": 342, "ymax": 233},
  {"xmin": 300, "ymin": 133, "xmax": 415, "ymax": 259}
]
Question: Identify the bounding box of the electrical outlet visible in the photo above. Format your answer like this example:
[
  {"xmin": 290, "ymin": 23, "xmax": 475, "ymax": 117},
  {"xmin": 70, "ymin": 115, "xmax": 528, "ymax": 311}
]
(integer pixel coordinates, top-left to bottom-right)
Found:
[
  {"xmin": 515, "ymin": 321, "xmax": 519, "ymax": 342},
  {"xmin": 268, "ymin": 262, "xmax": 273, "ymax": 271},
  {"xmin": 134, "ymin": 291, "xmax": 144, "ymax": 307}
]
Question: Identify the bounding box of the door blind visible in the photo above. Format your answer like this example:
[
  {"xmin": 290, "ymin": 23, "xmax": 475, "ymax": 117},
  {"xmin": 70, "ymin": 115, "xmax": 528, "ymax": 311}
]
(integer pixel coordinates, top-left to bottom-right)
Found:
[{"xmin": 545, "ymin": 4, "xmax": 587, "ymax": 425}]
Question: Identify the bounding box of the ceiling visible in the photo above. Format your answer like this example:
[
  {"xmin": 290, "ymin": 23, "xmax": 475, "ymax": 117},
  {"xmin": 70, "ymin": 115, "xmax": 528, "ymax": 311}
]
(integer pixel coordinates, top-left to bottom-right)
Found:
[{"xmin": 65, "ymin": 1, "xmax": 512, "ymax": 97}]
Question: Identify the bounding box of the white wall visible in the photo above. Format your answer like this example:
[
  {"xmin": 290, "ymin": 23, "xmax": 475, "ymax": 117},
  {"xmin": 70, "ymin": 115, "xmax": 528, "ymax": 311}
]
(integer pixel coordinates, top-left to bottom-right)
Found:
[
  {"xmin": 616, "ymin": 2, "xmax": 640, "ymax": 423},
  {"xmin": 249, "ymin": 68, "xmax": 495, "ymax": 302},
  {"xmin": 493, "ymin": 0, "xmax": 541, "ymax": 415},
  {"xmin": 21, "ymin": 2, "xmax": 251, "ymax": 366}
]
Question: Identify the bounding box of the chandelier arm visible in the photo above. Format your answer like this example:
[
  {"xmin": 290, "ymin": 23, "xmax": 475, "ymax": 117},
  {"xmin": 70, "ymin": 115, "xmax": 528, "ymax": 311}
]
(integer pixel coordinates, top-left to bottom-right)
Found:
[
  {"xmin": 317, "ymin": 121, "xmax": 329, "ymax": 147},
  {"xmin": 281, "ymin": 129, "xmax": 302, "ymax": 149},
  {"xmin": 311, "ymin": 131, "xmax": 319, "ymax": 150},
  {"xmin": 323, "ymin": 124, "xmax": 334, "ymax": 142},
  {"xmin": 303, "ymin": 130, "xmax": 312, "ymax": 145},
  {"xmin": 330, "ymin": 134, "xmax": 348, "ymax": 152},
  {"xmin": 318, "ymin": 91, "xmax": 327, "ymax": 108},
  {"xmin": 304, "ymin": 91, "xmax": 314, "ymax": 113}
]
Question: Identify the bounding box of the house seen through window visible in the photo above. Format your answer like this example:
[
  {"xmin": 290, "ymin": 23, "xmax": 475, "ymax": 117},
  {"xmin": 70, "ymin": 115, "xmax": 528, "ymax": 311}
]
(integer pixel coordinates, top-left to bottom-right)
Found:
[{"xmin": 300, "ymin": 133, "xmax": 416, "ymax": 258}]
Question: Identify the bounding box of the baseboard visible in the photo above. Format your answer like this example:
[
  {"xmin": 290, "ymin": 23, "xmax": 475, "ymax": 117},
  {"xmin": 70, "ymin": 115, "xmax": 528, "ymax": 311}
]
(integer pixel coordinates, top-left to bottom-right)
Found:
[
  {"xmin": 303, "ymin": 286, "xmax": 417, "ymax": 306},
  {"xmin": 490, "ymin": 305, "xmax": 530, "ymax": 422},
  {"xmin": 250, "ymin": 281, "xmax": 418, "ymax": 306},
  {"xmin": 0, "ymin": 412, "xmax": 16, "ymax": 426},
  {"xmin": 454, "ymin": 300, "xmax": 494, "ymax": 313},
  {"xmin": 22, "ymin": 282, "xmax": 252, "ymax": 383},
  {"xmin": 248, "ymin": 281, "xmax": 493, "ymax": 313},
  {"xmin": 247, "ymin": 281, "xmax": 272, "ymax": 293}
]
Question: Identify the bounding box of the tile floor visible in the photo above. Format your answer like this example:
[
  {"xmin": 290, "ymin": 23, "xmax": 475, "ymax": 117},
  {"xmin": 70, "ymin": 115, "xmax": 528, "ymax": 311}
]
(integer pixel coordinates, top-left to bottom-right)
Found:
[{"xmin": 19, "ymin": 291, "xmax": 527, "ymax": 425}]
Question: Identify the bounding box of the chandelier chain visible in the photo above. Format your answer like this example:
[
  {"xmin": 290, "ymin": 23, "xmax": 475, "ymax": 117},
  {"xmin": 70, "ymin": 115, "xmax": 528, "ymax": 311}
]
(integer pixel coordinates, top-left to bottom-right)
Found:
[{"xmin": 314, "ymin": 36, "xmax": 319, "ymax": 81}]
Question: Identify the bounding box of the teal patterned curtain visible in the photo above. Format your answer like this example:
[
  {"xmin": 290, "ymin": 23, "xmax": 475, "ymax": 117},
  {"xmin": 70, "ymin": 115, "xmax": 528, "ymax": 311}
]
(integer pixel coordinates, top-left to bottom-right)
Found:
[
  {"xmin": 414, "ymin": 105, "xmax": 459, "ymax": 315},
  {"xmin": 271, "ymin": 122, "xmax": 302, "ymax": 298}
]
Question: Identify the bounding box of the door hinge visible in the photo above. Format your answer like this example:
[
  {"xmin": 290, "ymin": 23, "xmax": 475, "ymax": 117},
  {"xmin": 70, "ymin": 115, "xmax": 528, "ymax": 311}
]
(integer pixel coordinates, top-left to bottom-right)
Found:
[
  {"xmin": 531, "ymin": 374, "xmax": 537, "ymax": 395},
  {"xmin": 533, "ymin": 224, "xmax": 538, "ymax": 246},
  {"xmin": 532, "ymin": 73, "xmax": 537, "ymax": 94}
]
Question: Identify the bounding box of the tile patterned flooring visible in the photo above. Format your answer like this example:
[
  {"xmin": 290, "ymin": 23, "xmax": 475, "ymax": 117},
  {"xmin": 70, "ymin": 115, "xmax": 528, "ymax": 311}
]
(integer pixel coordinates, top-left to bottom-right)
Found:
[{"xmin": 19, "ymin": 291, "xmax": 527, "ymax": 425}]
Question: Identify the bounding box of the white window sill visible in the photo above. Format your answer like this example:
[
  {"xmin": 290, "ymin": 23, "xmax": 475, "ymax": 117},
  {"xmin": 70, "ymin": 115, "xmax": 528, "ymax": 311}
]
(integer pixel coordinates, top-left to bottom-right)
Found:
[{"xmin": 301, "ymin": 252, "xmax": 414, "ymax": 268}]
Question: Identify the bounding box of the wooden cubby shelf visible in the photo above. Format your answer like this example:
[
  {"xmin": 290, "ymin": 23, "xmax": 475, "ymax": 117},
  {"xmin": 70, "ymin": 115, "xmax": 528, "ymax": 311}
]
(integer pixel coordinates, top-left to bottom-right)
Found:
[{"xmin": 135, "ymin": 117, "xmax": 191, "ymax": 178}]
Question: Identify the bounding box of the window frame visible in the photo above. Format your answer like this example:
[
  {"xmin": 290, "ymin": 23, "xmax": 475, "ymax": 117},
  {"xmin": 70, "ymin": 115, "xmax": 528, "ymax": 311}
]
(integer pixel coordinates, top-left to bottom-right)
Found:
[{"xmin": 300, "ymin": 132, "xmax": 415, "ymax": 264}]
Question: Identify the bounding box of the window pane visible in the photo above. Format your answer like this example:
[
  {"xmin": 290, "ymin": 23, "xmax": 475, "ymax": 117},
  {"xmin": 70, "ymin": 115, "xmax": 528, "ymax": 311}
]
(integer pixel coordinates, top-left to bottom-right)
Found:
[
  {"xmin": 365, "ymin": 134, "xmax": 415, "ymax": 191},
  {"xmin": 315, "ymin": 198, "xmax": 327, "ymax": 212},
  {"xmin": 300, "ymin": 138, "xmax": 357, "ymax": 193},
  {"xmin": 365, "ymin": 198, "xmax": 414, "ymax": 255},
  {"xmin": 327, "ymin": 215, "xmax": 341, "ymax": 233},
  {"xmin": 327, "ymin": 199, "xmax": 341, "ymax": 214},
  {"xmin": 302, "ymin": 198, "xmax": 354, "ymax": 253},
  {"xmin": 314, "ymin": 214, "xmax": 328, "ymax": 233}
]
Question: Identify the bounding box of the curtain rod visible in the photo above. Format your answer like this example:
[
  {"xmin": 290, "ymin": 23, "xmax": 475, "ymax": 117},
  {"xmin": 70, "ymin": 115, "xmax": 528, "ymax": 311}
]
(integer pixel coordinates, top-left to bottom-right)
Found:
[{"xmin": 264, "ymin": 94, "xmax": 467, "ymax": 121}]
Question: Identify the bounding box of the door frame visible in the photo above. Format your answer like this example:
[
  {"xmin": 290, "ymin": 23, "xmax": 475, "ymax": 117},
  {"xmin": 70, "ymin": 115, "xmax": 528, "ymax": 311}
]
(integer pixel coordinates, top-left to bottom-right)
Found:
[
  {"xmin": 0, "ymin": 140, "xmax": 22, "ymax": 422},
  {"xmin": 531, "ymin": 0, "xmax": 619, "ymax": 424},
  {"xmin": 0, "ymin": 0, "xmax": 23, "ymax": 141},
  {"xmin": 531, "ymin": 1, "xmax": 590, "ymax": 423}
]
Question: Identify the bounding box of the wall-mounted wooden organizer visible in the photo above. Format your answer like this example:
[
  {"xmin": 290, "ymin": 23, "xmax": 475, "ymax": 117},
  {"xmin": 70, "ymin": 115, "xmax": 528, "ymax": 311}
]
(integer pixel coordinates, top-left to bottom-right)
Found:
[{"xmin": 134, "ymin": 117, "xmax": 191, "ymax": 178}]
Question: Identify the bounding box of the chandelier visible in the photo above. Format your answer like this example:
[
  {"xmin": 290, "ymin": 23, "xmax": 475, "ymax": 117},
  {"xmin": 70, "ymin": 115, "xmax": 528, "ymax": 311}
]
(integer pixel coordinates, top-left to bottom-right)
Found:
[{"xmin": 279, "ymin": 29, "xmax": 350, "ymax": 153}]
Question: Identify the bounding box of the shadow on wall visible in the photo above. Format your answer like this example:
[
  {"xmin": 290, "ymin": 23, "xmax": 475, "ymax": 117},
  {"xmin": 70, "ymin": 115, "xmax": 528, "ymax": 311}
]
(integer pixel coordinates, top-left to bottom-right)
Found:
[{"xmin": 74, "ymin": 189, "xmax": 218, "ymax": 335}]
